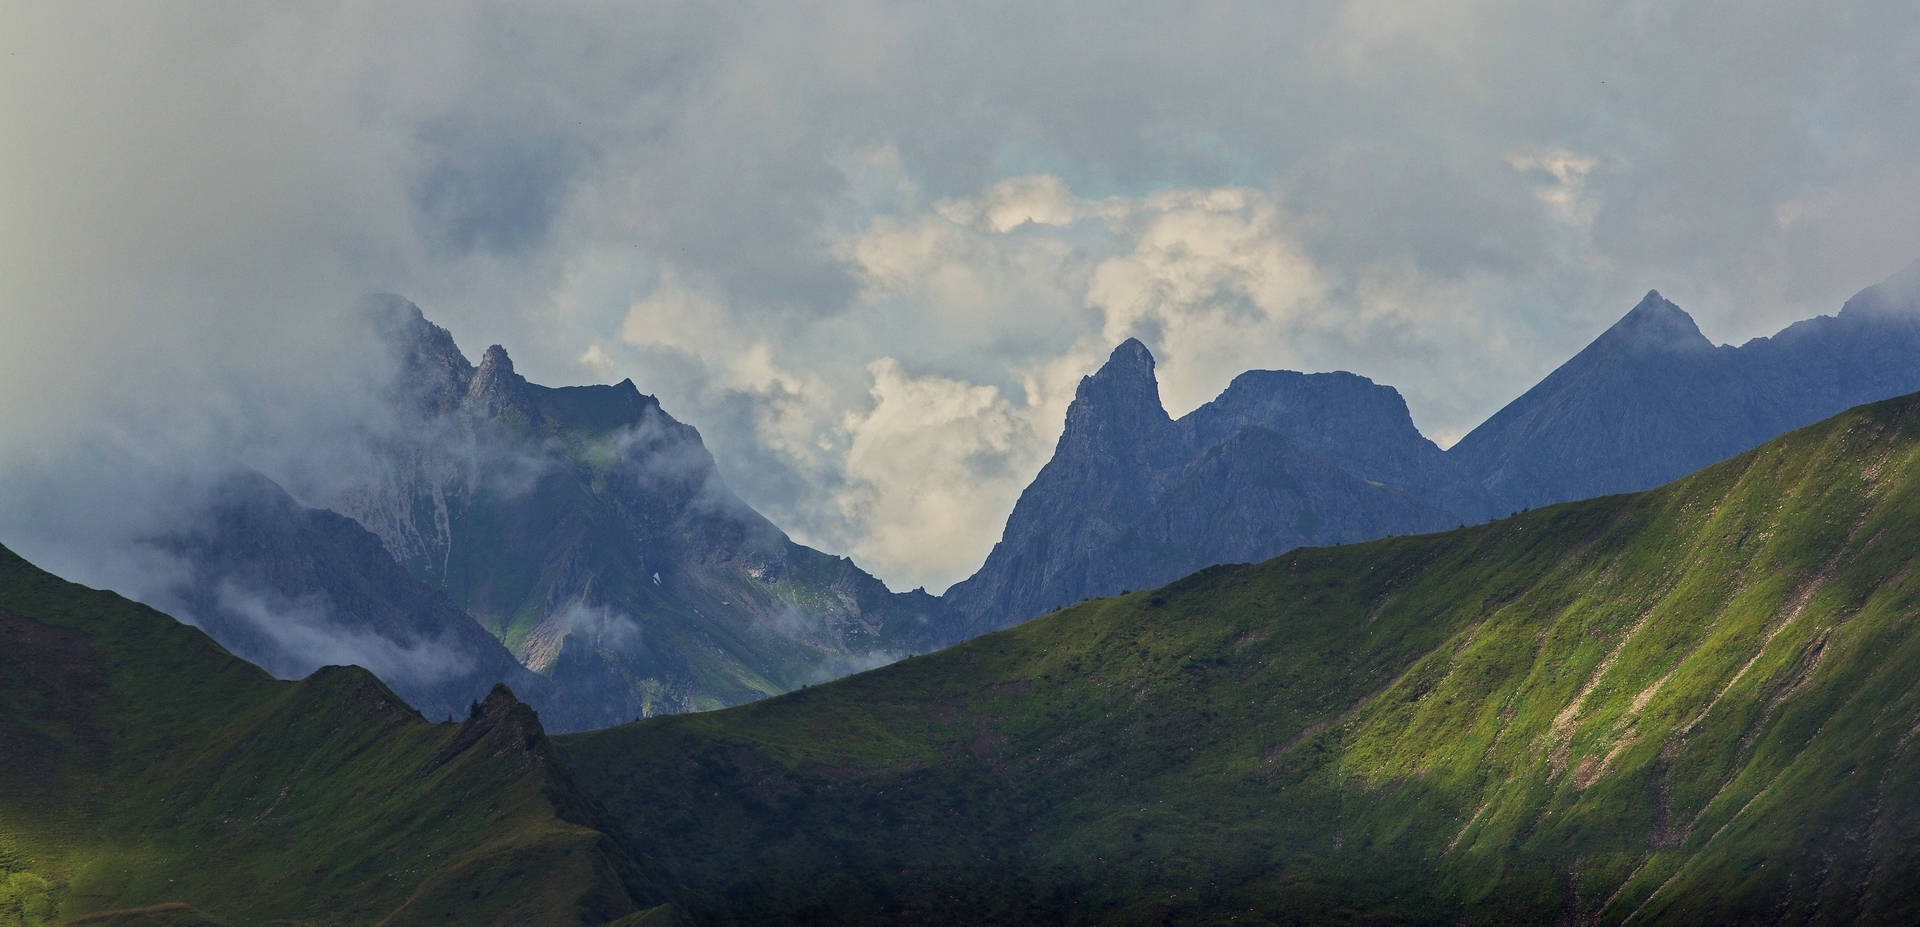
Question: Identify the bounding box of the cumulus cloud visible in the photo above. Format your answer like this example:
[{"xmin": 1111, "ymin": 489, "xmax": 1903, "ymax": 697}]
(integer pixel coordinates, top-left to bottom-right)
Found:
[
  {"xmin": 1082, "ymin": 188, "xmax": 1327, "ymax": 413},
  {"xmin": 4, "ymin": 1, "xmax": 1920, "ymax": 596},
  {"xmin": 835, "ymin": 359, "xmax": 1044, "ymax": 590}
]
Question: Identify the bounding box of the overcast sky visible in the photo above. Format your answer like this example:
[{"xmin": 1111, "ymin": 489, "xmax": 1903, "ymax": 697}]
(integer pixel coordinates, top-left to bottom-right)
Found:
[{"xmin": 4, "ymin": 2, "xmax": 1919, "ymax": 592}]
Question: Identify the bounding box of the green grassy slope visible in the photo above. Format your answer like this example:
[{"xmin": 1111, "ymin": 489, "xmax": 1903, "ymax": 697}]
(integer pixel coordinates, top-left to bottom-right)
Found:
[
  {"xmin": 0, "ymin": 545, "xmax": 682, "ymax": 927},
  {"xmin": 559, "ymin": 393, "xmax": 1920, "ymax": 925}
]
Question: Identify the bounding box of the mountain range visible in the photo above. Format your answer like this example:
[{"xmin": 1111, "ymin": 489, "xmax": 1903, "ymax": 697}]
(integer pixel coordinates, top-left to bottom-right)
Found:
[
  {"xmin": 943, "ymin": 261, "xmax": 1920, "ymax": 632},
  {"xmin": 105, "ymin": 262, "xmax": 1920, "ymax": 731},
  {"xmin": 146, "ymin": 298, "xmax": 954, "ymax": 733},
  {"xmin": 9, "ymin": 276, "xmax": 1920, "ymax": 921},
  {"xmin": 941, "ymin": 339, "xmax": 1491, "ymax": 637},
  {"xmin": 1451, "ymin": 259, "xmax": 1920, "ymax": 510}
]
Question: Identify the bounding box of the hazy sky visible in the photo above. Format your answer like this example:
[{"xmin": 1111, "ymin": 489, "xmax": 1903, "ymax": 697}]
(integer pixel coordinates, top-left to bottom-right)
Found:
[{"xmin": 4, "ymin": 2, "xmax": 1919, "ymax": 592}]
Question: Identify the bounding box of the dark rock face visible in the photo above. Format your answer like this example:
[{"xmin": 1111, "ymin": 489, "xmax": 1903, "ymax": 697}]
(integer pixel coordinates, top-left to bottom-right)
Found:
[
  {"xmin": 149, "ymin": 471, "xmax": 568, "ymax": 728},
  {"xmin": 319, "ymin": 297, "xmax": 952, "ymax": 731},
  {"xmin": 1450, "ymin": 263, "xmax": 1920, "ymax": 511},
  {"xmin": 942, "ymin": 340, "xmax": 1475, "ymax": 634}
]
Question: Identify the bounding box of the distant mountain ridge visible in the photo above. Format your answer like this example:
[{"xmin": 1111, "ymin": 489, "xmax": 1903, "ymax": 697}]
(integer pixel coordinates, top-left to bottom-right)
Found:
[
  {"xmin": 1451, "ymin": 261, "xmax": 1920, "ymax": 509},
  {"xmin": 317, "ymin": 297, "xmax": 955, "ymax": 730},
  {"xmin": 945, "ymin": 260, "xmax": 1920, "ymax": 634},
  {"xmin": 105, "ymin": 262, "xmax": 1920, "ymax": 728},
  {"xmin": 942, "ymin": 338, "xmax": 1486, "ymax": 634}
]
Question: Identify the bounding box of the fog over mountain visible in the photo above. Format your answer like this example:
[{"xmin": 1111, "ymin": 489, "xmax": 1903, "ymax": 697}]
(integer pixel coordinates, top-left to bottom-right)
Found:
[
  {"xmin": 5, "ymin": 3, "xmax": 1920, "ymax": 596},
  {"xmin": 54, "ymin": 298, "xmax": 957, "ymax": 733},
  {"xmin": 145, "ymin": 470, "xmax": 565, "ymax": 727}
]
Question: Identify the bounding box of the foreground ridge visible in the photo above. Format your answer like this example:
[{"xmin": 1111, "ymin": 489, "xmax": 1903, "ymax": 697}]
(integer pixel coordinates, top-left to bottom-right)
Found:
[{"xmin": 0, "ymin": 545, "xmax": 685, "ymax": 926}]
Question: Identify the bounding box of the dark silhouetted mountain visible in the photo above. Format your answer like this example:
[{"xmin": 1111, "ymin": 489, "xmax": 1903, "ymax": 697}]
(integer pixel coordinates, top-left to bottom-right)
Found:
[
  {"xmin": 942, "ymin": 339, "xmax": 1482, "ymax": 634},
  {"xmin": 1452, "ymin": 262, "xmax": 1920, "ymax": 510},
  {"xmin": 147, "ymin": 471, "xmax": 573, "ymax": 728},
  {"xmin": 323, "ymin": 297, "xmax": 952, "ymax": 731}
]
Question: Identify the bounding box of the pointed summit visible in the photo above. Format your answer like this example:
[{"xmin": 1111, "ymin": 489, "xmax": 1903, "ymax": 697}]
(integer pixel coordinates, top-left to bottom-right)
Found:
[
  {"xmin": 1104, "ymin": 337, "xmax": 1155, "ymax": 374},
  {"xmin": 1595, "ymin": 290, "xmax": 1713, "ymax": 354},
  {"xmin": 467, "ymin": 344, "xmax": 530, "ymax": 418},
  {"xmin": 478, "ymin": 344, "xmax": 513, "ymax": 374},
  {"xmin": 1066, "ymin": 338, "xmax": 1169, "ymax": 435}
]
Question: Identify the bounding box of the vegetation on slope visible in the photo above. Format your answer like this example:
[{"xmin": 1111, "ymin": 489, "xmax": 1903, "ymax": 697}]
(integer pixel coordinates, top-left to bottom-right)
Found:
[
  {"xmin": 560, "ymin": 393, "xmax": 1920, "ymax": 925},
  {"xmin": 0, "ymin": 545, "xmax": 683, "ymax": 927}
]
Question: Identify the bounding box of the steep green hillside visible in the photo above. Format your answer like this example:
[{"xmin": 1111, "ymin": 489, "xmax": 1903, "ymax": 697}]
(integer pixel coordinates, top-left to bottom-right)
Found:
[
  {"xmin": 560, "ymin": 393, "xmax": 1920, "ymax": 925},
  {"xmin": 0, "ymin": 545, "xmax": 684, "ymax": 926}
]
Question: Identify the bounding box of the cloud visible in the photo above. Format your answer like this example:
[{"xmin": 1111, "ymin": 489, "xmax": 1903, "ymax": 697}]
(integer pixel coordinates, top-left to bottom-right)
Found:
[
  {"xmin": 1507, "ymin": 148, "xmax": 1602, "ymax": 228},
  {"xmin": 5, "ymin": 0, "xmax": 1920, "ymax": 598},
  {"xmin": 1082, "ymin": 188, "xmax": 1327, "ymax": 413},
  {"xmin": 202, "ymin": 581, "xmax": 479, "ymax": 689},
  {"xmin": 518, "ymin": 599, "xmax": 645, "ymax": 674},
  {"xmin": 835, "ymin": 359, "xmax": 1044, "ymax": 591},
  {"xmin": 768, "ymin": 175, "xmax": 1529, "ymax": 588},
  {"xmin": 937, "ymin": 174, "xmax": 1093, "ymax": 232}
]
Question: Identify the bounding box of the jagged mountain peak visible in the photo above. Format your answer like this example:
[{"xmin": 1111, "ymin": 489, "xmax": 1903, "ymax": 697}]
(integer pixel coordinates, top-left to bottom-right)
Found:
[
  {"xmin": 944, "ymin": 335, "xmax": 1495, "ymax": 630},
  {"xmin": 478, "ymin": 342, "xmax": 514, "ymax": 372},
  {"xmin": 1106, "ymin": 336, "xmax": 1154, "ymax": 368},
  {"xmin": 466, "ymin": 343, "xmax": 532, "ymax": 418},
  {"xmin": 472, "ymin": 343, "xmax": 521, "ymax": 386},
  {"xmin": 363, "ymin": 294, "xmax": 475, "ymax": 415},
  {"xmin": 1451, "ymin": 261, "xmax": 1920, "ymax": 512},
  {"xmin": 1066, "ymin": 337, "xmax": 1171, "ymax": 434},
  {"xmin": 1086, "ymin": 337, "xmax": 1160, "ymax": 393},
  {"xmin": 1594, "ymin": 289, "xmax": 1713, "ymax": 353},
  {"xmin": 322, "ymin": 294, "xmax": 959, "ymax": 726}
]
